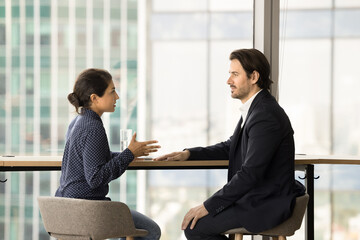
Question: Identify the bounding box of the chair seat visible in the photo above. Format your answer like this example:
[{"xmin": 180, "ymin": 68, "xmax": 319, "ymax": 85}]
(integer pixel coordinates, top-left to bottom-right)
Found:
[
  {"xmin": 225, "ymin": 228, "xmax": 251, "ymax": 235},
  {"xmin": 38, "ymin": 196, "xmax": 148, "ymax": 240},
  {"xmin": 224, "ymin": 194, "xmax": 309, "ymax": 238}
]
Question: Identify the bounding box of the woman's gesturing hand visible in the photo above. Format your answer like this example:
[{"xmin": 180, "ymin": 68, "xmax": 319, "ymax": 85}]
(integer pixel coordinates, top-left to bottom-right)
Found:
[{"xmin": 127, "ymin": 133, "xmax": 161, "ymax": 158}]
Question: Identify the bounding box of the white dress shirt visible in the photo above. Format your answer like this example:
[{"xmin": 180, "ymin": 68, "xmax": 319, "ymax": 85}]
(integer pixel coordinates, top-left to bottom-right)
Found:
[{"xmin": 239, "ymin": 89, "xmax": 262, "ymax": 128}]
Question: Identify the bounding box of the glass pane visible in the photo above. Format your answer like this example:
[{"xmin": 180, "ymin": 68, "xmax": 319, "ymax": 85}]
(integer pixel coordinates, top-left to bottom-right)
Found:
[
  {"xmin": 210, "ymin": 13, "xmax": 252, "ymax": 39},
  {"xmin": 210, "ymin": 0, "xmax": 253, "ymax": 11},
  {"xmin": 12, "ymin": 6, "xmax": 20, "ymax": 18},
  {"xmin": 58, "ymin": 6, "xmax": 68, "ymax": 18},
  {"xmin": 26, "ymin": 5, "xmax": 34, "ymax": 18},
  {"xmin": 0, "ymin": 24, "xmax": 5, "ymax": 45},
  {"xmin": 0, "ymin": 73, "xmax": 5, "ymax": 95},
  {"xmin": 335, "ymin": 0, "xmax": 360, "ymax": 7},
  {"xmin": 152, "ymin": 41, "xmax": 208, "ymax": 152},
  {"xmin": 0, "ymin": 6, "xmax": 5, "ymax": 18},
  {"xmin": 280, "ymin": 0, "xmax": 332, "ymax": 9},
  {"xmin": 279, "ymin": 2, "xmax": 360, "ymax": 239},
  {"xmin": 148, "ymin": 2, "xmax": 254, "ymax": 239},
  {"xmin": 334, "ymin": 10, "xmax": 360, "ymax": 37},
  {"xmin": 281, "ymin": 10, "xmax": 332, "ymax": 38},
  {"xmin": 12, "ymin": 23, "xmax": 20, "ymax": 47},
  {"xmin": 40, "ymin": 5, "xmax": 51, "ymax": 18},
  {"xmin": 153, "ymin": 0, "xmax": 207, "ymax": 12},
  {"xmin": 333, "ymin": 39, "xmax": 360, "ymax": 155},
  {"xmin": 279, "ymin": 39, "xmax": 332, "ymax": 154},
  {"xmin": 151, "ymin": 13, "xmax": 208, "ymax": 40}
]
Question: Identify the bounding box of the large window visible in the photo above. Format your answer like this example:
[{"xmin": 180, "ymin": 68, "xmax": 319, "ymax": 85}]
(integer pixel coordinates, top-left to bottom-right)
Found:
[
  {"xmin": 0, "ymin": 1, "xmax": 138, "ymax": 239},
  {"xmin": 279, "ymin": 1, "xmax": 360, "ymax": 239},
  {"xmin": 147, "ymin": 0, "xmax": 253, "ymax": 239},
  {"xmin": 2, "ymin": 0, "xmax": 360, "ymax": 240}
]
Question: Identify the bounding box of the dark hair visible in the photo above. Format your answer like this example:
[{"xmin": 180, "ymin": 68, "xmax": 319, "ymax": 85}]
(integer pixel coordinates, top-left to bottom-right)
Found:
[
  {"xmin": 229, "ymin": 48, "xmax": 273, "ymax": 90},
  {"xmin": 68, "ymin": 68, "xmax": 112, "ymax": 114}
]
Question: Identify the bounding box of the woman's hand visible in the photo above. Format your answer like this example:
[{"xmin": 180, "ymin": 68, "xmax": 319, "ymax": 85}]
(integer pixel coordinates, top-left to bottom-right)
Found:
[
  {"xmin": 127, "ymin": 133, "xmax": 161, "ymax": 158},
  {"xmin": 154, "ymin": 150, "xmax": 190, "ymax": 161}
]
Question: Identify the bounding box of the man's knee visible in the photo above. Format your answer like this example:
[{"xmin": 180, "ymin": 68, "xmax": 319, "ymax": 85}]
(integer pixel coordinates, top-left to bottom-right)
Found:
[
  {"xmin": 184, "ymin": 218, "xmax": 230, "ymax": 240},
  {"xmin": 184, "ymin": 222, "xmax": 210, "ymax": 240},
  {"xmin": 184, "ymin": 226, "xmax": 201, "ymax": 240}
]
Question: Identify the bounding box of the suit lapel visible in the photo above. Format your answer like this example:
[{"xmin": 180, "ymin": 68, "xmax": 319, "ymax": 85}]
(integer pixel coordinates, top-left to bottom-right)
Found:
[
  {"xmin": 229, "ymin": 116, "xmax": 242, "ymax": 159},
  {"xmin": 230, "ymin": 90, "xmax": 269, "ymax": 159},
  {"xmin": 244, "ymin": 90, "xmax": 268, "ymax": 125},
  {"xmin": 228, "ymin": 90, "xmax": 271, "ymax": 180},
  {"xmin": 228, "ymin": 116, "xmax": 243, "ymax": 180}
]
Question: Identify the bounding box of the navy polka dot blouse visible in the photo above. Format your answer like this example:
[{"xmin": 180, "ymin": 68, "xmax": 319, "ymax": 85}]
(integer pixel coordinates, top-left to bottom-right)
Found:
[{"xmin": 55, "ymin": 108, "xmax": 134, "ymax": 200}]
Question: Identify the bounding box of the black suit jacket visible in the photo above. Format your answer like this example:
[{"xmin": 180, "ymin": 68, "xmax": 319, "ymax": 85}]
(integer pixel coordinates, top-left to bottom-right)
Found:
[{"xmin": 188, "ymin": 90, "xmax": 305, "ymax": 233}]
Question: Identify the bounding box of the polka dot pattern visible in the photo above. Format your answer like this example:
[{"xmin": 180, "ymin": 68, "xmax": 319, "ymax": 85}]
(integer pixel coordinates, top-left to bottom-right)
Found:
[{"xmin": 55, "ymin": 109, "xmax": 134, "ymax": 200}]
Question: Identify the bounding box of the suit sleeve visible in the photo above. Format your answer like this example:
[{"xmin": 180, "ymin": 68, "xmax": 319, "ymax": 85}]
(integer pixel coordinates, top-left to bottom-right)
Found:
[
  {"xmin": 187, "ymin": 137, "xmax": 232, "ymax": 160},
  {"xmin": 204, "ymin": 109, "xmax": 289, "ymax": 216}
]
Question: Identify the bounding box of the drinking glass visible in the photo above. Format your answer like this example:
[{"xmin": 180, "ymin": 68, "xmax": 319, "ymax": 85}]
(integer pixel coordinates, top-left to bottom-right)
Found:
[{"xmin": 120, "ymin": 129, "xmax": 132, "ymax": 152}]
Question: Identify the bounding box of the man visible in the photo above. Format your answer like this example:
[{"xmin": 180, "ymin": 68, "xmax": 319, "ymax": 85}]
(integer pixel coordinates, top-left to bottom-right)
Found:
[{"xmin": 155, "ymin": 48, "xmax": 305, "ymax": 240}]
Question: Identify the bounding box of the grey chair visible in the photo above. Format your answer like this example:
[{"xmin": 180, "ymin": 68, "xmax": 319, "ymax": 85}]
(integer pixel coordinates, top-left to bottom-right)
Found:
[
  {"xmin": 224, "ymin": 194, "xmax": 309, "ymax": 240},
  {"xmin": 38, "ymin": 196, "xmax": 148, "ymax": 240}
]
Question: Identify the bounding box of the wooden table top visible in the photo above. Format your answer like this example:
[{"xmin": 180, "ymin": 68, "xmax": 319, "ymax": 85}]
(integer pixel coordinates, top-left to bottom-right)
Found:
[
  {"xmin": 1, "ymin": 155, "xmax": 360, "ymax": 169},
  {"xmin": 294, "ymin": 155, "xmax": 360, "ymax": 165}
]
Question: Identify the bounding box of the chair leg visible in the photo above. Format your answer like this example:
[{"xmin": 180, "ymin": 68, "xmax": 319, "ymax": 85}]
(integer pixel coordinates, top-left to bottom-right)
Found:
[
  {"xmin": 234, "ymin": 233, "xmax": 243, "ymax": 240},
  {"xmin": 272, "ymin": 236, "xmax": 286, "ymax": 240}
]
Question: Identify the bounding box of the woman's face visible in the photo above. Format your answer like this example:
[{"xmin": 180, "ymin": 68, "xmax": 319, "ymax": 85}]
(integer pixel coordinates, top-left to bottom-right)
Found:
[{"xmin": 91, "ymin": 80, "xmax": 119, "ymax": 116}]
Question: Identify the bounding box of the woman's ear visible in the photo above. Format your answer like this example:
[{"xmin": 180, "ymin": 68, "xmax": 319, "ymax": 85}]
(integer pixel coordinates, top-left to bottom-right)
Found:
[{"xmin": 90, "ymin": 94, "xmax": 98, "ymax": 104}]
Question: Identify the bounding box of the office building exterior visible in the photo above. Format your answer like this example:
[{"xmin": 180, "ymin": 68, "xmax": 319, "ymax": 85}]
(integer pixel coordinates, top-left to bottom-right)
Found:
[{"xmin": 0, "ymin": 0, "xmax": 139, "ymax": 238}]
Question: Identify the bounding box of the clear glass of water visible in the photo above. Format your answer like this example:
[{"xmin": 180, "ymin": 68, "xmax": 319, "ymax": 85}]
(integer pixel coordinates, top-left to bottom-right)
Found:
[{"xmin": 120, "ymin": 129, "xmax": 132, "ymax": 152}]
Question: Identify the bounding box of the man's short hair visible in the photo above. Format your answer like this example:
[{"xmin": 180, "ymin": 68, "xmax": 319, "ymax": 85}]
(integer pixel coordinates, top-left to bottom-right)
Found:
[{"xmin": 229, "ymin": 49, "xmax": 273, "ymax": 90}]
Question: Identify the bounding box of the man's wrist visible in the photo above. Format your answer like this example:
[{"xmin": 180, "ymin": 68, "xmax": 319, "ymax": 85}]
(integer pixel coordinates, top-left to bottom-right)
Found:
[{"xmin": 183, "ymin": 149, "xmax": 191, "ymax": 160}]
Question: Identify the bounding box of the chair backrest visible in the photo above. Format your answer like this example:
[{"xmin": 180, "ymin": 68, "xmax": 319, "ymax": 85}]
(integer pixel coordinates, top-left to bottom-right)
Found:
[
  {"xmin": 260, "ymin": 193, "xmax": 309, "ymax": 236},
  {"xmin": 38, "ymin": 196, "xmax": 148, "ymax": 240}
]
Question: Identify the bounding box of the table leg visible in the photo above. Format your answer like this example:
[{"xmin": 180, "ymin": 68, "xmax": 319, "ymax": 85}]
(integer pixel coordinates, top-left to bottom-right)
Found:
[{"xmin": 305, "ymin": 164, "xmax": 314, "ymax": 240}]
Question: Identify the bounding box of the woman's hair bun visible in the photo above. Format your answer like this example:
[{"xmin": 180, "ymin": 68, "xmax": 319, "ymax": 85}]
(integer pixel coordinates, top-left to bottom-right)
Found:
[{"xmin": 68, "ymin": 92, "xmax": 81, "ymax": 108}]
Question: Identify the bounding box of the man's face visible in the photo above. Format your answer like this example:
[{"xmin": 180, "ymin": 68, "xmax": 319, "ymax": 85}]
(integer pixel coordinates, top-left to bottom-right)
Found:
[{"xmin": 227, "ymin": 59, "xmax": 253, "ymax": 102}]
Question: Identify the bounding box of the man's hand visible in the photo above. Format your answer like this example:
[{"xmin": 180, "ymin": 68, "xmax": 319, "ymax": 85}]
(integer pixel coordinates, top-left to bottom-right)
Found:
[
  {"xmin": 154, "ymin": 150, "xmax": 190, "ymax": 161},
  {"xmin": 127, "ymin": 133, "xmax": 161, "ymax": 158},
  {"xmin": 181, "ymin": 204, "xmax": 209, "ymax": 230}
]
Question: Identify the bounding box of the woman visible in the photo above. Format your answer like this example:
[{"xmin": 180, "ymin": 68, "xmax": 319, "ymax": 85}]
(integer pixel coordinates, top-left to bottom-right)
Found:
[{"xmin": 55, "ymin": 68, "xmax": 161, "ymax": 240}]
